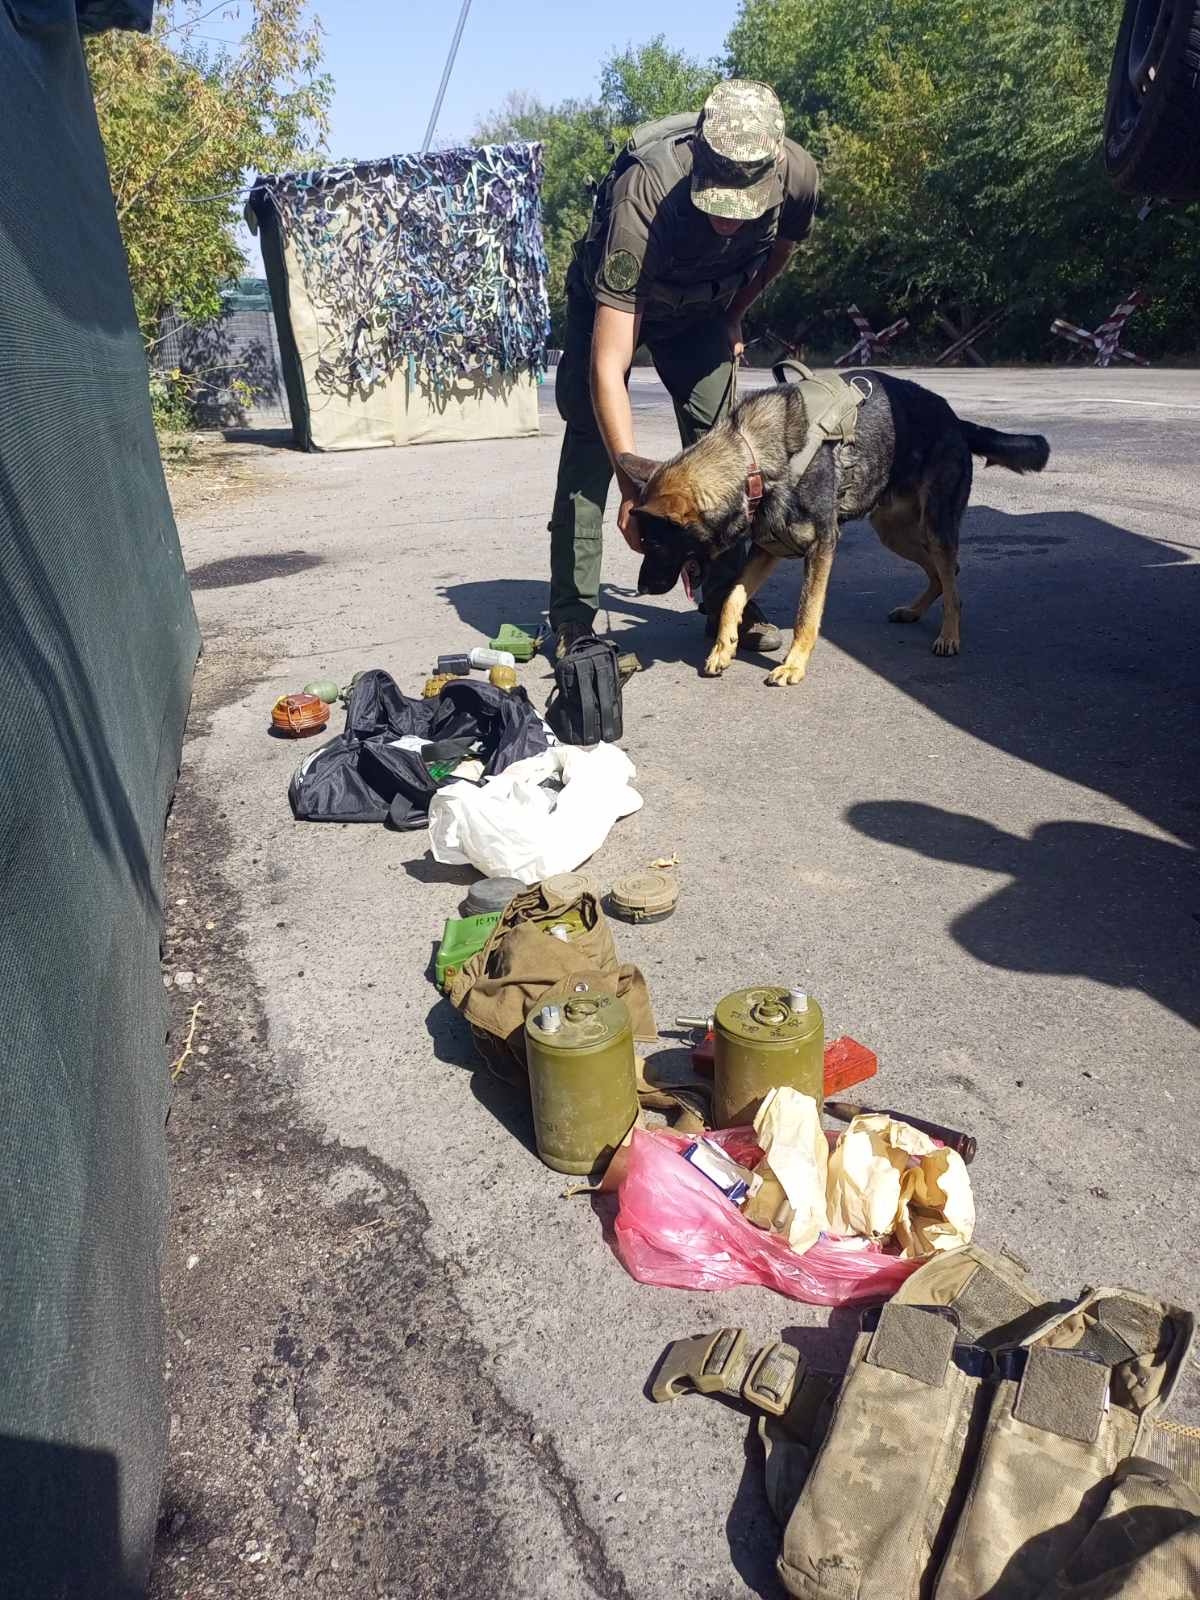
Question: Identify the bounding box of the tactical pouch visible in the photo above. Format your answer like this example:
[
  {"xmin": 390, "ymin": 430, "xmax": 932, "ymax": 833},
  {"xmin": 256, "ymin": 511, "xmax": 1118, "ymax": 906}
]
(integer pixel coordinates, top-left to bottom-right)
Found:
[
  {"xmin": 547, "ymin": 636, "xmax": 623, "ymax": 746},
  {"xmin": 778, "ymin": 1247, "xmax": 1046, "ymax": 1600},
  {"xmin": 1040, "ymin": 1450, "xmax": 1200, "ymax": 1597},
  {"xmin": 932, "ymin": 1287, "xmax": 1195, "ymax": 1600}
]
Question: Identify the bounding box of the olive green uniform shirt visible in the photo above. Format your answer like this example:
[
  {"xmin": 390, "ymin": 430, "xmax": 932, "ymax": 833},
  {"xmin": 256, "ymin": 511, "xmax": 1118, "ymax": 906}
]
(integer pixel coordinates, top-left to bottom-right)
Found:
[{"xmin": 587, "ymin": 118, "xmax": 819, "ymax": 326}]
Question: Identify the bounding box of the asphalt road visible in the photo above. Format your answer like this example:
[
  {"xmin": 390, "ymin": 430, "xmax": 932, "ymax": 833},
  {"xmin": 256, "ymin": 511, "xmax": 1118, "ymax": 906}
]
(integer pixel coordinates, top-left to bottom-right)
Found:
[{"xmin": 155, "ymin": 366, "xmax": 1200, "ymax": 1598}]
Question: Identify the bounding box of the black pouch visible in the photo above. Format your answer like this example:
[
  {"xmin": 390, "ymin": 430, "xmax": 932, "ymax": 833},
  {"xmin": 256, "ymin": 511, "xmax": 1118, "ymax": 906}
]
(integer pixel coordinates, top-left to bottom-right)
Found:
[{"xmin": 547, "ymin": 637, "xmax": 623, "ymax": 745}]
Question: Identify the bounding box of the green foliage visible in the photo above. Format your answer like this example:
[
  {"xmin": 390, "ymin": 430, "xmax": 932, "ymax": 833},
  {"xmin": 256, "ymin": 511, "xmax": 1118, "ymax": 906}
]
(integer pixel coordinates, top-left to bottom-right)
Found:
[
  {"xmin": 598, "ymin": 35, "xmax": 720, "ymax": 125},
  {"xmin": 484, "ymin": 7, "xmax": 1199, "ymax": 358},
  {"xmin": 87, "ymin": 1, "xmax": 330, "ymax": 347},
  {"xmin": 726, "ymin": 0, "xmax": 1200, "ymax": 356},
  {"xmin": 476, "ymin": 38, "xmax": 718, "ymax": 336}
]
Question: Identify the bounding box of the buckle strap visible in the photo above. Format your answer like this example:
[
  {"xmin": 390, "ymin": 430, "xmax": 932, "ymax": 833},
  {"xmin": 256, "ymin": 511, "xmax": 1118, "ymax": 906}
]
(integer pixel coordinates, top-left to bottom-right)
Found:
[
  {"xmin": 651, "ymin": 1328, "xmax": 803, "ymax": 1417},
  {"xmin": 734, "ymin": 428, "xmax": 765, "ymax": 511}
]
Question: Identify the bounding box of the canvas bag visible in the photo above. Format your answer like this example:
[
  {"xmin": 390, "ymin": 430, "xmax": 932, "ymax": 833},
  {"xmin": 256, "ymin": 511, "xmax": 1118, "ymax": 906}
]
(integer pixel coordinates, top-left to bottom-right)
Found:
[{"xmin": 448, "ymin": 881, "xmax": 655, "ymax": 1081}]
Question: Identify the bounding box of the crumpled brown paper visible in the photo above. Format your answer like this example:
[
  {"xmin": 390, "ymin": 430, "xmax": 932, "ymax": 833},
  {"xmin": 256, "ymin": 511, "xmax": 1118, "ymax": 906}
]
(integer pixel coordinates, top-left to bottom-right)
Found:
[
  {"xmin": 826, "ymin": 1112, "xmax": 974, "ymax": 1258},
  {"xmin": 751, "ymin": 1087, "xmax": 830, "ymax": 1253}
]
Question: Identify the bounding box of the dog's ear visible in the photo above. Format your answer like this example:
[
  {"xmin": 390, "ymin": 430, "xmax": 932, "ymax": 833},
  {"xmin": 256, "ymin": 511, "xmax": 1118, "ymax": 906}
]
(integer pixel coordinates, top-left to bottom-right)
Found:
[{"xmin": 617, "ymin": 452, "xmax": 661, "ymax": 496}]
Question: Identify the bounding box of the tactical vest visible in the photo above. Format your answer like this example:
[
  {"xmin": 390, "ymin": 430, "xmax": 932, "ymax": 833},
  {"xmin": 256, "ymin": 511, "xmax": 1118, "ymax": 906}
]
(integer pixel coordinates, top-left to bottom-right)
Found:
[
  {"xmin": 653, "ymin": 1246, "xmax": 1200, "ymax": 1599},
  {"xmin": 579, "ymin": 112, "xmax": 781, "ymax": 319}
]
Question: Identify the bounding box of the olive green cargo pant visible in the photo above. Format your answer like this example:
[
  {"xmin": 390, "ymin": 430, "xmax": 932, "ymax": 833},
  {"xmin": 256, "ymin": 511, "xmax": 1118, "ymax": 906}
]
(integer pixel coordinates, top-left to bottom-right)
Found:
[{"xmin": 548, "ymin": 288, "xmax": 750, "ymax": 628}]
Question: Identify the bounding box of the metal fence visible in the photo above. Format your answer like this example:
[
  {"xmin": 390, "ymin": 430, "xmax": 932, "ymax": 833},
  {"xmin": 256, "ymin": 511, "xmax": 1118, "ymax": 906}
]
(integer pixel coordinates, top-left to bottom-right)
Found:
[{"xmin": 157, "ymin": 298, "xmax": 290, "ymax": 428}]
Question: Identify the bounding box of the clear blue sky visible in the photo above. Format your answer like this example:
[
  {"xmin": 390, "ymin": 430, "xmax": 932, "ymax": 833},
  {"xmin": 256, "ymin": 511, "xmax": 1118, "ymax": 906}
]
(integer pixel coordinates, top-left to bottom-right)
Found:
[
  {"xmin": 223, "ymin": 1, "xmax": 736, "ymax": 270},
  {"xmin": 316, "ymin": 0, "xmax": 735, "ymax": 158}
]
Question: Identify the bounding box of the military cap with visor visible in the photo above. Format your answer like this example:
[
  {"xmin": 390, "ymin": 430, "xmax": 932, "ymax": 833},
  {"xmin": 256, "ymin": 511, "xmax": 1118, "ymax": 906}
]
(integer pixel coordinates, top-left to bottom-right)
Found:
[{"xmin": 691, "ymin": 79, "xmax": 787, "ymax": 221}]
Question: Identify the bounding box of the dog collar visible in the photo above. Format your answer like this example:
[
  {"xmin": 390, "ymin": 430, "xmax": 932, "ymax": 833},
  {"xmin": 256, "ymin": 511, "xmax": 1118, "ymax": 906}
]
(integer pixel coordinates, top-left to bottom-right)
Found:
[{"xmin": 734, "ymin": 428, "xmax": 765, "ymax": 513}]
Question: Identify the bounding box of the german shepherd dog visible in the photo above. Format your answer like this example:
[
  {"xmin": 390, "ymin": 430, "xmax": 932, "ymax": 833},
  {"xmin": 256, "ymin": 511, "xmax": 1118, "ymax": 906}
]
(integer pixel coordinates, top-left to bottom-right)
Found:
[{"xmin": 621, "ymin": 371, "xmax": 1049, "ymax": 686}]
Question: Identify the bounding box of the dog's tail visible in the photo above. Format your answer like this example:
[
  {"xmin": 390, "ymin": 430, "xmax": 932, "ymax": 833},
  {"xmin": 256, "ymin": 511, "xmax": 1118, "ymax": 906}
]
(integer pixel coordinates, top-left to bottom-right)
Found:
[{"xmin": 959, "ymin": 419, "xmax": 1050, "ymax": 474}]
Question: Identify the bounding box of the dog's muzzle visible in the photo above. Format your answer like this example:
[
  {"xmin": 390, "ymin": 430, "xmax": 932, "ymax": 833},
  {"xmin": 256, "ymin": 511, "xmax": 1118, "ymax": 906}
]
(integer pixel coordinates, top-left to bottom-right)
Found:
[{"xmin": 637, "ymin": 554, "xmax": 684, "ymax": 596}]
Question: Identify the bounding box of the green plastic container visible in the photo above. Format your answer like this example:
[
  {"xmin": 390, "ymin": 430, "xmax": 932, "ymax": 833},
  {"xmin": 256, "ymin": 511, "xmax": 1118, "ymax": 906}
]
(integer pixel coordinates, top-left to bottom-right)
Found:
[
  {"xmin": 713, "ymin": 985, "xmax": 825, "ymax": 1128},
  {"xmin": 525, "ymin": 983, "xmax": 639, "ymax": 1175},
  {"xmin": 435, "ymin": 912, "xmax": 500, "ymax": 990},
  {"xmin": 488, "ymin": 623, "xmax": 539, "ymax": 663}
]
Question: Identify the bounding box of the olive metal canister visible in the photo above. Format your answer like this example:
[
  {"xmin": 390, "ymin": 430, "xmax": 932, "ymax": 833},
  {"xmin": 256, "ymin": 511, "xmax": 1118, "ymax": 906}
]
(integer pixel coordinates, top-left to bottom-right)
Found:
[
  {"xmin": 525, "ymin": 984, "xmax": 639, "ymax": 1175},
  {"xmin": 713, "ymin": 985, "xmax": 824, "ymax": 1127}
]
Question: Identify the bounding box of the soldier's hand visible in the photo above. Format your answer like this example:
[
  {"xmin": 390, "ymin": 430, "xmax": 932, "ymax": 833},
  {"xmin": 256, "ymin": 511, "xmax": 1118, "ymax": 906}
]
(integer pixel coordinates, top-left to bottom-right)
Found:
[
  {"xmin": 616, "ymin": 469, "xmax": 645, "ymax": 552},
  {"xmin": 725, "ymin": 315, "xmax": 746, "ymax": 361},
  {"xmin": 617, "ymin": 494, "xmax": 644, "ymax": 552}
]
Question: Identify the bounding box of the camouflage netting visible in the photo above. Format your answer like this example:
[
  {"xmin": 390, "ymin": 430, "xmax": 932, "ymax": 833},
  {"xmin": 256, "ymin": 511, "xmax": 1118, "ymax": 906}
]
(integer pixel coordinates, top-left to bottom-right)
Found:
[{"xmin": 249, "ymin": 143, "xmax": 551, "ymax": 395}]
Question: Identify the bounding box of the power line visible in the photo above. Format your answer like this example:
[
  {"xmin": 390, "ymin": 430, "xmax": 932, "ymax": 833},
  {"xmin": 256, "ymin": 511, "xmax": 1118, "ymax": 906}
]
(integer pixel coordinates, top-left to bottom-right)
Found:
[{"xmin": 421, "ymin": 0, "xmax": 474, "ymax": 154}]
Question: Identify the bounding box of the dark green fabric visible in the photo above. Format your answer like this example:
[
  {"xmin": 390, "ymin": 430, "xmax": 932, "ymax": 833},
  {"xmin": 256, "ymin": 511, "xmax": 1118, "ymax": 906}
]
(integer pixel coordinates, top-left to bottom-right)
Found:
[
  {"xmin": 248, "ymin": 192, "xmax": 313, "ymax": 448},
  {"xmin": 547, "ymin": 281, "xmax": 748, "ymax": 627},
  {"xmin": 0, "ymin": 8, "xmax": 199, "ymax": 1597}
]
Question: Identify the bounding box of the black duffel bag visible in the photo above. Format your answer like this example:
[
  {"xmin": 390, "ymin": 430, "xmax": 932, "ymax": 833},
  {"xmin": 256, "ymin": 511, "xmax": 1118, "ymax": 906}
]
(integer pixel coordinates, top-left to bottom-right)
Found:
[{"xmin": 289, "ymin": 670, "xmax": 549, "ymax": 825}]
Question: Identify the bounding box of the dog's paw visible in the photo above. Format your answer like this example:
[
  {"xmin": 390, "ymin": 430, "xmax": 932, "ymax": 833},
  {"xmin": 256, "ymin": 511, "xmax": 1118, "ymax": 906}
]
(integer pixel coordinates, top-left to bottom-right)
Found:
[
  {"xmin": 702, "ymin": 646, "xmax": 733, "ymax": 678},
  {"xmin": 932, "ymin": 634, "xmax": 960, "ymax": 657},
  {"xmin": 888, "ymin": 605, "xmax": 921, "ymax": 624},
  {"xmin": 765, "ymin": 661, "xmax": 807, "ymax": 686}
]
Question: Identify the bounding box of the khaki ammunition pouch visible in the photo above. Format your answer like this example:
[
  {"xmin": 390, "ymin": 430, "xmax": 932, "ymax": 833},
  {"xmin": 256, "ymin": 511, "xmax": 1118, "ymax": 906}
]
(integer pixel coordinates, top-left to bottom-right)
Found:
[
  {"xmin": 651, "ymin": 1246, "xmax": 1200, "ymax": 1600},
  {"xmin": 930, "ymin": 1285, "xmax": 1195, "ymax": 1600}
]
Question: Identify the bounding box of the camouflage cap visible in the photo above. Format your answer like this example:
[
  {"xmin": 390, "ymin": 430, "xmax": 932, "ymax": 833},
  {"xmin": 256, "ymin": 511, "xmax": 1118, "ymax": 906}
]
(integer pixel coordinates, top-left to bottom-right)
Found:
[{"xmin": 692, "ymin": 79, "xmax": 786, "ymax": 220}]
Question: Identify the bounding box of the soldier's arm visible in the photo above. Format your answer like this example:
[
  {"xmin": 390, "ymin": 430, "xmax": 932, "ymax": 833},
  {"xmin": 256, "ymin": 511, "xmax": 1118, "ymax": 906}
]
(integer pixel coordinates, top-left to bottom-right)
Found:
[
  {"xmin": 725, "ymin": 238, "xmax": 797, "ymax": 325},
  {"xmin": 591, "ymin": 303, "xmax": 646, "ymax": 550}
]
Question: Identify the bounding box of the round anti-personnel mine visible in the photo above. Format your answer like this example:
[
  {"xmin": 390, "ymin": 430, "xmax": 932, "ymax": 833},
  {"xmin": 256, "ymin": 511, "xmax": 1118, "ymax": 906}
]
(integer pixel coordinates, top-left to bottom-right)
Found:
[
  {"xmin": 541, "ymin": 870, "xmax": 602, "ymax": 903},
  {"xmin": 461, "ymin": 877, "xmax": 526, "ymax": 918},
  {"xmin": 608, "ymin": 870, "xmax": 679, "ymax": 924}
]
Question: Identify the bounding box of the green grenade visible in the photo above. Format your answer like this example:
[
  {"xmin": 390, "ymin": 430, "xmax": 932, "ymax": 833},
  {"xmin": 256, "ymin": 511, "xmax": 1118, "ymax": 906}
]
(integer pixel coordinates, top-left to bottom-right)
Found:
[
  {"xmin": 525, "ymin": 983, "xmax": 639, "ymax": 1175},
  {"xmin": 713, "ymin": 985, "xmax": 824, "ymax": 1128},
  {"xmin": 303, "ymin": 678, "xmax": 341, "ymax": 704}
]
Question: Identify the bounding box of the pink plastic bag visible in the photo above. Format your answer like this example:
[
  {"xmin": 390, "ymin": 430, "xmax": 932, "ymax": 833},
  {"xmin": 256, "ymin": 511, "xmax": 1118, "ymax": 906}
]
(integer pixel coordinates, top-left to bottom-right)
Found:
[{"xmin": 612, "ymin": 1127, "xmax": 923, "ymax": 1306}]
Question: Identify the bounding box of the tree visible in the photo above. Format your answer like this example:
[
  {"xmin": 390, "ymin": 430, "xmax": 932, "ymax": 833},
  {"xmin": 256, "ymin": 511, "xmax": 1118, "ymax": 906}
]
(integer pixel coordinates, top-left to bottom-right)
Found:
[
  {"xmin": 726, "ymin": 0, "xmax": 1200, "ymax": 357},
  {"xmin": 599, "ymin": 35, "xmax": 719, "ymax": 125},
  {"xmin": 476, "ymin": 39, "xmax": 717, "ymax": 337},
  {"xmin": 87, "ymin": 0, "xmax": 331, "ymax": 350}
]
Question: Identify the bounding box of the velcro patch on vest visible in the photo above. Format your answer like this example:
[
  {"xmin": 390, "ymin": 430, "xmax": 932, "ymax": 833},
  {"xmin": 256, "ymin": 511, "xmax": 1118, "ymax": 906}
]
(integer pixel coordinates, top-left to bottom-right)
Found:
[
  {"xmin": 953, "ymin": 1264, "xmax": 1039, "ymax": 1344},
  {"xmin": 602, "ymin": 250, "xmax": 641, "ymax": 293},
  {"xmin": 1096, "ymin": 1295, "xmax": 1167, "ymax": 1358},
  {"xmin": 1144, "ymin": 1418, "xmax": 1200, "ymax": 1493},
  {"xmin": 1014, "ymin": 1346, "xmax": 1108, "ymax": 1444},
  {"xmin": 1075, "ymin": 1319, "xmax": 1139, "ymax": 1369},
  {"xmin": 866, "ymin": 1303, "xmax": 956, "ymax": 1388}
]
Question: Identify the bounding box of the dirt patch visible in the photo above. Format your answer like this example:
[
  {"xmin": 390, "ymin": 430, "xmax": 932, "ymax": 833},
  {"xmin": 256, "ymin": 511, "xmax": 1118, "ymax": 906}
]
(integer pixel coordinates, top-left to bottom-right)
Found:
[{"xmin": 150, "ymin": 648, "xmax": 630, "ymax": 1600}]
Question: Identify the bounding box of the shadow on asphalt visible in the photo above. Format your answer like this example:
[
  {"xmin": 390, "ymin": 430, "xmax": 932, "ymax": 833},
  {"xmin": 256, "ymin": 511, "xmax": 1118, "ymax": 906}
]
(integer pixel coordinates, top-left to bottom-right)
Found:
[
  {"xmin": 848, "ymin": 802, "xmax": 1200, "ymax": 1029},
  {"xmin": 424, "ymin": 991, "xmax": 539, "ymax": 1154},
  {"xmin": 827, "ymin": 504, "xmax": 1200, "ymax": 1029},
  {"xmin": 437, "ymin": 576, "xmax": 783, "ymax": 673}
]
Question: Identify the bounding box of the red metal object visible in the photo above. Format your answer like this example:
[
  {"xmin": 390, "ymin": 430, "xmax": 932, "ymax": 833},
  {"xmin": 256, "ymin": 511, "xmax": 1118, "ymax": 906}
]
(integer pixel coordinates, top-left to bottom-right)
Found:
[
  {"xmin": 690, "ymin": 1031, "xmax": 877, "ymax": 1098},
  {"xmin": 271, "ymin": 692, "xmax": 330, "ymax": 737},
  {"xmin": 1050, "ymin": 288, "xmax": 1150, "ymax": 368},
  {"xmin": 836, "ymin": 304, "xmax": 910, "ymax": 366},
  {"xmin": 822, "ymin": 1036, "xmax": 878, "ymax": 1097}
]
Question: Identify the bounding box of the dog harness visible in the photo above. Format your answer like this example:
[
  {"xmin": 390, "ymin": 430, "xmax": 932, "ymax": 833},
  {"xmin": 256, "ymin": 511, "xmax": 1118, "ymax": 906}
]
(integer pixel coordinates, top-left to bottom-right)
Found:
[{"xmin": 746, "ymin": 363, "xmax": 869, "ymax": 559}]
